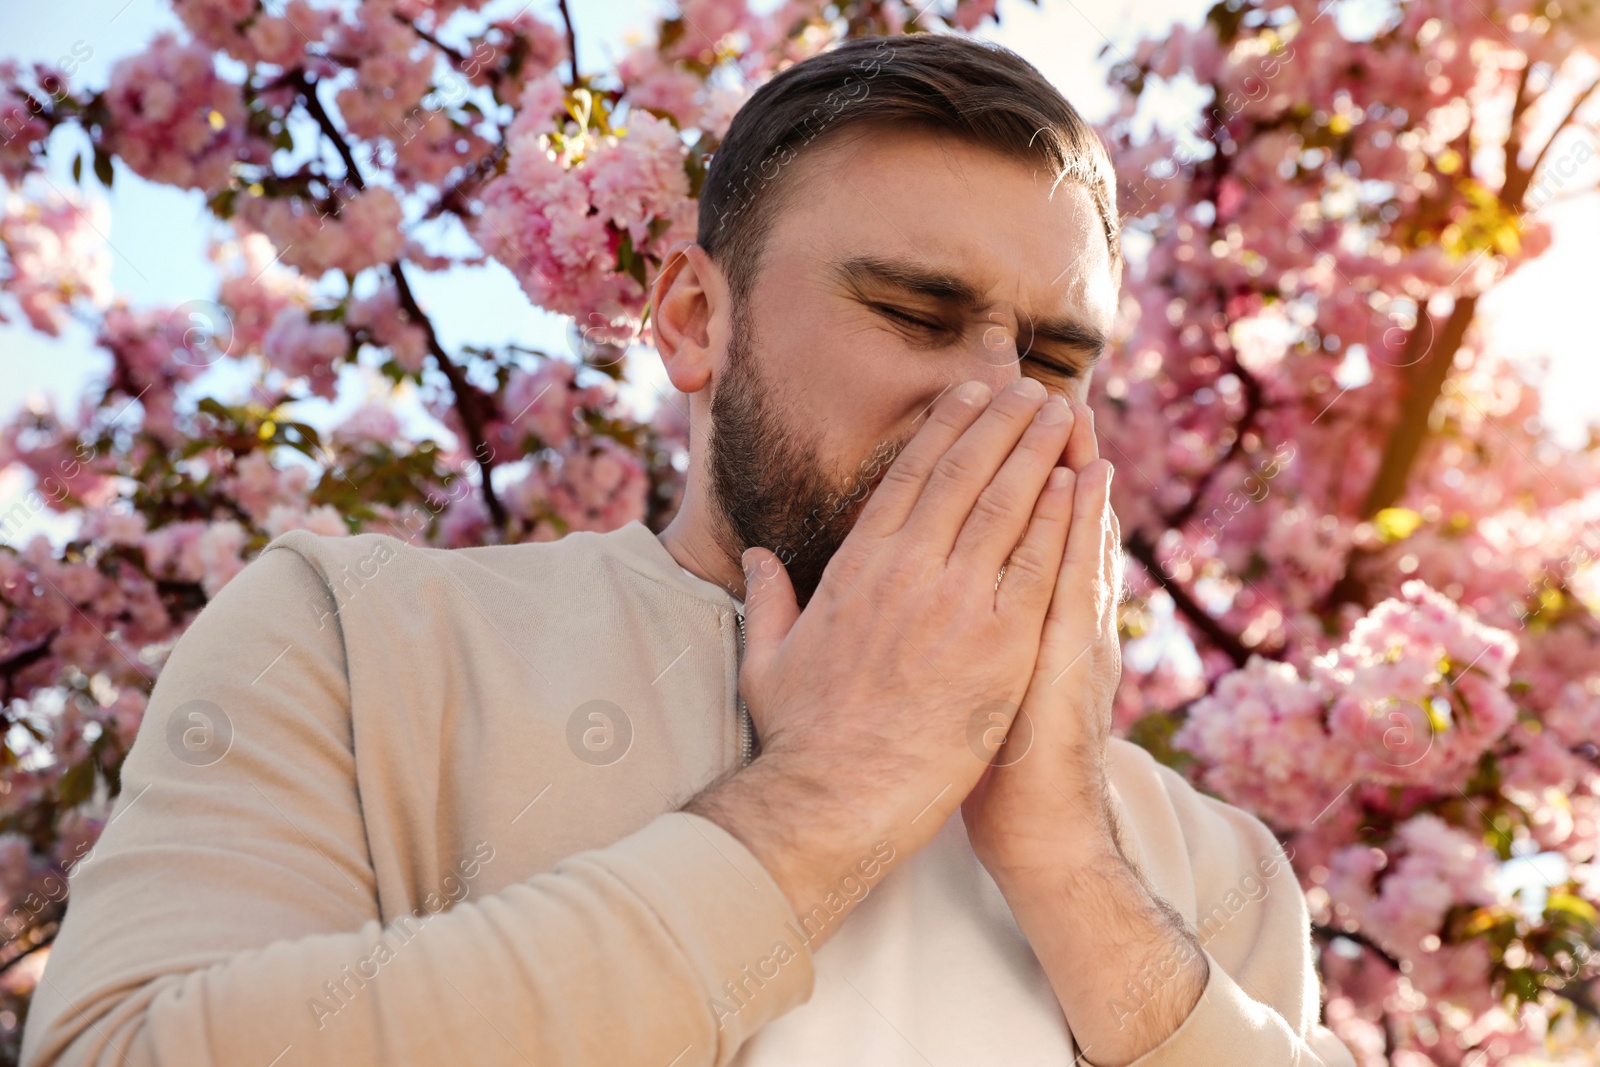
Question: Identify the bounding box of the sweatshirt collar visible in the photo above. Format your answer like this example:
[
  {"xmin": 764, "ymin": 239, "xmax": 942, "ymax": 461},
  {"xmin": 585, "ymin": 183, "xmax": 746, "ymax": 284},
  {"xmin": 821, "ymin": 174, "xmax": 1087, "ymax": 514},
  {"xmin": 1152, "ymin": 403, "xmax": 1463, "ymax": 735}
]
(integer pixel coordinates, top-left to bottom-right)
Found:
[{"xmin": 602, "ymin": 520, "xmax": 745, "ymax": 613}]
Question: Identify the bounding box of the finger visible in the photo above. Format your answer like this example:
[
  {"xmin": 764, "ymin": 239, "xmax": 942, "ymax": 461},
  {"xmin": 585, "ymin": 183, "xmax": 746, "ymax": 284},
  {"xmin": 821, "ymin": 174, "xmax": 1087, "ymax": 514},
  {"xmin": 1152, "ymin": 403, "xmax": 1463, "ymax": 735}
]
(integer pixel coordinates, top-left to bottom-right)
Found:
[
  {"xmin": 951, "ymin": 394, "xmax": 1074, "ymax": 581},
  {"xmin": 995, "ymin": 464, "xmax": 1075, "ymax": 618},
  {"xmin": 1039, "ymin": 458, "xmax": 1113, "ymax": 677},
  {"xmin": 1063, "ymin": 400, "xmax": 1099, "ymax": 470},
  {"xmin": 1088, "ymin": 463, "xmax": 1117, "ymax": 625},
  {"xmin": 898, "ymin": 377, "xmax": 1052, "ymax": 559},
  {"xmin": 740, "ymin": 546, "xmax": 799, "ymax": 686},
  {"xmin": 850, "ymin": 381, "xmax": 990, "ymax": 541},
  {"xmin": 1103, "ymin": 487, "xmax": 1124, "ymax": 628}
]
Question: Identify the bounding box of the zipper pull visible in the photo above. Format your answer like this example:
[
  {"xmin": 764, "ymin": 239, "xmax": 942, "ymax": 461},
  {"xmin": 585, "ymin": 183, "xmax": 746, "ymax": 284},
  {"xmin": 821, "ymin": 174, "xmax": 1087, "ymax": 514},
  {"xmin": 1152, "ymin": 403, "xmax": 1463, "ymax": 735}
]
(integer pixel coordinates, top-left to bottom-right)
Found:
[{"xmin": 734, "ymin": 610, "xmax": 755, "ymax": 766}]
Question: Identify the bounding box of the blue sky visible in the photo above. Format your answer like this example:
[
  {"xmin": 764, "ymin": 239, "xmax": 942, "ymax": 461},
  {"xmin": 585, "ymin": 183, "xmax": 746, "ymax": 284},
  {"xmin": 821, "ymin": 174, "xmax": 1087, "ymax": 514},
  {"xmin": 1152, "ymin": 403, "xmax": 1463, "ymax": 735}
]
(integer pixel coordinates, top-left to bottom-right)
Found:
[{"xmin": 2, "ymin": 0, "xmax": 1597, "ymax": 552}]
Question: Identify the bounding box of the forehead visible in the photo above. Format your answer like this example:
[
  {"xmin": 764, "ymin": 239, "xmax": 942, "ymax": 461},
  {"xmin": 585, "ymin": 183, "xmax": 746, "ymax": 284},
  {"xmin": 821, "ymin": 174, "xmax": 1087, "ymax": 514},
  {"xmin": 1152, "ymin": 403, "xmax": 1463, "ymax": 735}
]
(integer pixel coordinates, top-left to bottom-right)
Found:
[{"xmin": 758, "ymin": 124, "xmax": 1117, "ymax": 327}]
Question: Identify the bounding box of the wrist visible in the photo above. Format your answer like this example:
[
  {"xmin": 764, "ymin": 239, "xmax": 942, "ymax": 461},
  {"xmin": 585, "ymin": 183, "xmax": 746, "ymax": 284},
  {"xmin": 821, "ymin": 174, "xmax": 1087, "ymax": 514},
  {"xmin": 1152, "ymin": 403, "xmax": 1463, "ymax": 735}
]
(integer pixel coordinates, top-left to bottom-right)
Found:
[{"xmin": 685, "ymin": 755, "xmax": 887, "ymax": 937}]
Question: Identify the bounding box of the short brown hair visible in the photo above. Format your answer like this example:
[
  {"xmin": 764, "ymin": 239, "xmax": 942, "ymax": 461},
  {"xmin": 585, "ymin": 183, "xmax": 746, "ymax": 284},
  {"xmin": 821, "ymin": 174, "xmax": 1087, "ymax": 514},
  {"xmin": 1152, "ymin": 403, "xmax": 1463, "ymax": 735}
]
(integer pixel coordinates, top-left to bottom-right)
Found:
[{"xmin": 696, "ymin": 33, "xmax": 1122, "ymax": 305}]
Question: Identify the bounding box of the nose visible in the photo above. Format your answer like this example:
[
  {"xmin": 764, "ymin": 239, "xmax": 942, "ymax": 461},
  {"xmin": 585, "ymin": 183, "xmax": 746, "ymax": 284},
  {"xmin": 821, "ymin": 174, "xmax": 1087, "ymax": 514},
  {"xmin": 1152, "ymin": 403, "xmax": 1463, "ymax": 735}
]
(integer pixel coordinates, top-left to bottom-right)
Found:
[{"xmin": 972, "ymin": 319, "xmax": 1023, "ymax": 387}]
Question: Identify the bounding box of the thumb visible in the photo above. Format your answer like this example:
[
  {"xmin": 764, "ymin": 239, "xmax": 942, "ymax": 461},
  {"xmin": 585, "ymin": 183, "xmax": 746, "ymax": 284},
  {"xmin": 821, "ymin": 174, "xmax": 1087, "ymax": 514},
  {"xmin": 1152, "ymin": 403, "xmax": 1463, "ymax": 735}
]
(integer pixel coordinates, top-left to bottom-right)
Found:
[{"xmin": 739, "ymin": 546, "xmax": 799, "ymax": 681}]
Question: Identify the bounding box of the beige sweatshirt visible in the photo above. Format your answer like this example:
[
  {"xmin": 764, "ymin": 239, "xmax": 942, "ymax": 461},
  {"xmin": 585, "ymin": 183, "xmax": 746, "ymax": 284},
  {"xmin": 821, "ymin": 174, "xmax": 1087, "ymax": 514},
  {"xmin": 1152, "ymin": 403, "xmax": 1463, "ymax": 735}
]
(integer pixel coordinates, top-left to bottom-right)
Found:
[{"xmin": 22, "ymin": 521, "xmax": 1355, "ymax": 1067}]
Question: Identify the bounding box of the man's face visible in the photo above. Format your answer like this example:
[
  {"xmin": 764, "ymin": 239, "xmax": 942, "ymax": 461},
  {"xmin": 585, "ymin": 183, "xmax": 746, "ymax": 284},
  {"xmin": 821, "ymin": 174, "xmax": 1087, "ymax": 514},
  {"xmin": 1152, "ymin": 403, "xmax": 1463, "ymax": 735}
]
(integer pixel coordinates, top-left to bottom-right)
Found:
[{"xmin": 704, "ymin": 125, "xmax": 1118, "ymax": 608}]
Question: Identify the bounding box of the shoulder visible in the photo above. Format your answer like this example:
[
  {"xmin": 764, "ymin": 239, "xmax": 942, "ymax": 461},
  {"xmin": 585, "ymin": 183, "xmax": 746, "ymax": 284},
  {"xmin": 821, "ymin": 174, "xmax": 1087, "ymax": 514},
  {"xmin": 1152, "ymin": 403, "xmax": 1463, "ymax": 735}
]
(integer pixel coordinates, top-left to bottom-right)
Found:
[
  {"xmin": 1104, "ymin": 738, "xmax": 1294, "ymax": 919},
  {"xmin": 250, "ymin": 527, "xmax": 602, "ymax": 614}
]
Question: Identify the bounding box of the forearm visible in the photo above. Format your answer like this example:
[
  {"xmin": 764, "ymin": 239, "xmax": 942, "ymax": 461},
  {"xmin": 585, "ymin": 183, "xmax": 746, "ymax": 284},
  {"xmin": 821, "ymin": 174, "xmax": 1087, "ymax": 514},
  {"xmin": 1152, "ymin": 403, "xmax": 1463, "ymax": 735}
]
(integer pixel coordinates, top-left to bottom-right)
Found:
[{"xmin": 992, "ymin": 822, "xmax": 1208, "ymax": 1067}]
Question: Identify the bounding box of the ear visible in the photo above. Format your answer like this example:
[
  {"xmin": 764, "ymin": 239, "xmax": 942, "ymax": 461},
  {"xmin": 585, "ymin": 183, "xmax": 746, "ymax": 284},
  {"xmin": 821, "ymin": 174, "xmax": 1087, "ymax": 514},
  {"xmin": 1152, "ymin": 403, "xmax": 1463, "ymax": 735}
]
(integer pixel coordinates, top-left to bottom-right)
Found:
[{"xmin": 649, "ymin": 240, "xmax": 725, "ymax": 396}]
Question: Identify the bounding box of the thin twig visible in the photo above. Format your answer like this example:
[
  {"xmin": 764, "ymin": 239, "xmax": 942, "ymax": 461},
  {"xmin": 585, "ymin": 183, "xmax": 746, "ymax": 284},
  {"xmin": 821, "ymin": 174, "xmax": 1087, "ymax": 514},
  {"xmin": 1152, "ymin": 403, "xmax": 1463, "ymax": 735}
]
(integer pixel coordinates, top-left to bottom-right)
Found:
[
  {"xmin": 557, "ymin": 0, "xmax": 580, "ymax": 88},
  {"xmin": 1124, "ymin": 532, "xmax": 1253, "ymax": 668},
  {"xmin": 292, "ymin": 73, "xmax": 508, "ymax": 536}
]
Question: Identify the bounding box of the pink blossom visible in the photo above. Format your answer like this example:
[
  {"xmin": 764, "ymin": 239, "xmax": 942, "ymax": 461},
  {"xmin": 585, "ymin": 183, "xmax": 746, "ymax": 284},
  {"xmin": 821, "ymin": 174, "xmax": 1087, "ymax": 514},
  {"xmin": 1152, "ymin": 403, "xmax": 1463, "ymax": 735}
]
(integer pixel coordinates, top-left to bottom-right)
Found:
[
  {"xmin": 0, "ymin": 186, "xmax": 114, "ymax": 336},
  {"xmin": 223, "ymin": 450, "xmax": 312, "ymax": 524},
  {"xmin": 238, "ymin": 186, "xmax": 406, "ymax": 278},
  {"xmin": 138, "ymin": 521, "xmax": 208, "ymax": 583},
  {"xmin": 261, "ymin": 503, "xmax": 347, "ymax": 540},
  {"xmin": 1174, "ymin": 654, "xmax": 1351, "ymax": 827},
  {"xmin": 261, "ymin": 307, "xmax": 350, "ymax": 400},
  {"xmin": 0, "ymin": 63, "xmax": 56, "ymax": 183},
  {"xmin": 103, "ymin": 33, "xmax": 269, "ymax": 192},
  {"xmin": 545, "ymin": 436, "xmax": 649, "ymax": 533},
  {"xmin": 331, "ymin": 404, "xmax": 403, "ymax": 448},
  {"xmin": 195, "ymin": 519, "xmax": 249, "ymax": 597},
  {"xmin": 348, "ymin": 285, "xmax": 428, "ymax": 373}
]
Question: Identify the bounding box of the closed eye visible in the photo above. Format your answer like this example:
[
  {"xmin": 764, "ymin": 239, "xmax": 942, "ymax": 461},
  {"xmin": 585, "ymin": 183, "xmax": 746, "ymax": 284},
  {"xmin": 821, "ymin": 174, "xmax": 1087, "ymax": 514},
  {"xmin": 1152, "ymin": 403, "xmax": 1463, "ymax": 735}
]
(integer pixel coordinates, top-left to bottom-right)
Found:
[
  {"xmin": 1022, "ymin": 354, "xmax": 1082, "ymax": 380},
  {"xmin": 872, "ymin": 304, "xmax": 948, "ymax": 333}
]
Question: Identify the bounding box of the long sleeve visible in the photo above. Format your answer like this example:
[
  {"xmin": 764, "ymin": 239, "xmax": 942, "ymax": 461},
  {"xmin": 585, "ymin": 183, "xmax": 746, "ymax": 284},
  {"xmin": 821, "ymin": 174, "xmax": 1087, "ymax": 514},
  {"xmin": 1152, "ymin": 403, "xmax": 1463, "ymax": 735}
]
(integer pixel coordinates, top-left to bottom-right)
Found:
[
  {"xmin": 20, "ymin": 541, "xmax": 814, "ymax": 1067},
  {"xmin": 1099, "ymin": 745, "xmax": 1357, "ymax": 1067}
]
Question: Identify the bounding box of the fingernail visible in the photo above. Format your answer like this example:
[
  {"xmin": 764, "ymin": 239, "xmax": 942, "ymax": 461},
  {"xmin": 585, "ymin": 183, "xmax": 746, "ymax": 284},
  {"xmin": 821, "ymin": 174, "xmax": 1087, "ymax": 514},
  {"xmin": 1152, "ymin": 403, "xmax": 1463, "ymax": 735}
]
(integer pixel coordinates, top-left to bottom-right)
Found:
[
  {"xmin": 1011, "ymin": 377, "xmax": 1046, "ymax": 400},
  {"xmin": 1048, "ymin": 466, "xmax": 1071, "ymax": 489},
  {"xmin": 956, "ymin": 380, "xmax": 989, "ymax": 405},
  {"xmin": 1036, "ymin": 395, "xmax": 1069, "ymax": 424}
]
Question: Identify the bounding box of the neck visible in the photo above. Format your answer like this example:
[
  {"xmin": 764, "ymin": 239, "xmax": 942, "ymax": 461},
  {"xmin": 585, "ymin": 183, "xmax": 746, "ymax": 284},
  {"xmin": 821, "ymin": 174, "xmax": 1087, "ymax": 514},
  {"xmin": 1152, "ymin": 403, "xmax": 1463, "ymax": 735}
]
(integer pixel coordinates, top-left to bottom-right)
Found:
[{"xmin": 657, "ymin": 477, "xmax": 748, "ymax": 603}]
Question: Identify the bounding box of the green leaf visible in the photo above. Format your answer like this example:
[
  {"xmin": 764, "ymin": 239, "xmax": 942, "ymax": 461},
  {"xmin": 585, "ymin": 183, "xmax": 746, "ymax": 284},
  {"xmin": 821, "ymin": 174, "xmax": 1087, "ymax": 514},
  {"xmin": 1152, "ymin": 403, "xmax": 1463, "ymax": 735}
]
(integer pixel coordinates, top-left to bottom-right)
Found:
[
  {"xmin": 92, "ymin": 145, "xmax": 114, "ymax": 187},
  {"xmin": 197, "ymin": 397, "xmax": 234, "ymax": 421},
  {"xmin": 1546, "ymin": 893, "xmax": 1600, "ymax": 926},
  {"xmin": 57, "ymin": 759, "xmax": 97, "ymax": 807}
]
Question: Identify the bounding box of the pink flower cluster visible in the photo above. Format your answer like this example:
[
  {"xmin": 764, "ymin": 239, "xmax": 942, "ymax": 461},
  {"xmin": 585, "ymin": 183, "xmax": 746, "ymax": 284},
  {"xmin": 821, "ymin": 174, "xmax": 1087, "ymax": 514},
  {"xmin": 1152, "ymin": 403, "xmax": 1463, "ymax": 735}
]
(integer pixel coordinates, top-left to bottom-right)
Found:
[
  {"xmin": 261, "ymin": 307, "xmax": 349, "ymax": 400},
  {"xmin": 210, "ymin": 229, "xmax": 310, "ymax": 354},
  {"xmin": 493, "ymin": 359, "xmax": 609, "ymax": 452},
  {"xmin": 331, "ymin": 3, "xmax": 435, "ymax": 142},
  {"xmin": 534, "ymin": 436, "xmax": 651, "ymax": 534},
  {"xmin": 171, "ymin": 0, "xmax": 336, "ymax": 67},
  {"xmin": 1175, "ymin": 582, "xmax": 1521, "ymax": 829},
  {"xmin": 1325, "ymin": 814, "xmax": 1508, "ymax": 1012},
  {"xmin": 103, "ymin": 33, "xmax": 269, "ymax": 191},
  {"xmin": 0, "ymin": 62, "xmax": 58, "ymax": 183},
  {"xmin": 236, "ymin": 185, "xmax": 406, "ymax": 278},
  {"xmin": 0, "ymin": 185, "xmax": 113, "ymax": 336},
  {"xmin": 473, "ymin": 75, "xmax": 696, "ymax": 332},
  {"xmin": 348, "ymin": 284, "xmax": 429, "ymax": 374},
  {"xmin": 1323, "ymin": 582, "xmax": 1520, "ymax": 783},
  {"xmin": 98, "ymin": 304, "xmax": 213, "ymax": 447}
]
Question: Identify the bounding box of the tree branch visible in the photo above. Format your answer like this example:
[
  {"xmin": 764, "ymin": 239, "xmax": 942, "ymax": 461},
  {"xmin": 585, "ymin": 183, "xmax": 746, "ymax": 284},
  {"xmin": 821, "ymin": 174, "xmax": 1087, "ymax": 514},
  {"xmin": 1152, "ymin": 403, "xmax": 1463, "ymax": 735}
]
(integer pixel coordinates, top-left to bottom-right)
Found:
[
  {"xmin": 1496, "ymin": 62, "xmax": 1537, "ymax": 209},
  {"xmin": 1166, "ymin": 351, "xmax": 1266, "ymax": 531},
  {"xmin": 1357, "ymin": 294, "xmax": 1480, "ymax": 519},
  {"xmin": 292, "ymin": 73, "xmax": 508, "ymax": 537},
  {"xmin": 1125, "ymin": 532, "xmax": 1253, "ymax": 669},
  {"xmin": 1321, "ymin": 294, "xmax": 1479, "ymax": 609},
  {"xmin": 292, "ymin": 72, "xmax": 366, "ymax": 193},
  {"xmin": 1312, "ymin": 923, "xmax": 1403, "ymax": 972},
  {"xmin": 389, "ymin": 263, "xmax": 508, "ymax": 535},
  {"xmin": 557, "ymin": 0, "xmax": 580, "ymax": 88},
  {"xmin": 1516, "ymin": 74, "xmax": 1600, "ymax": 208}
]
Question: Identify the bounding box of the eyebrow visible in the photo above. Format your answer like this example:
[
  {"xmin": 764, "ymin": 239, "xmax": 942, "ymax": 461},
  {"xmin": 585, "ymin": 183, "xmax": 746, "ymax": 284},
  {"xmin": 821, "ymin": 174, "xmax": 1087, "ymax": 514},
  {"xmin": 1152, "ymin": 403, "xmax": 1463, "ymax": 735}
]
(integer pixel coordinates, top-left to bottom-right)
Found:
[{"xmin": 829, "ymin": 252, "xmax": 1107, "ymax": 364}]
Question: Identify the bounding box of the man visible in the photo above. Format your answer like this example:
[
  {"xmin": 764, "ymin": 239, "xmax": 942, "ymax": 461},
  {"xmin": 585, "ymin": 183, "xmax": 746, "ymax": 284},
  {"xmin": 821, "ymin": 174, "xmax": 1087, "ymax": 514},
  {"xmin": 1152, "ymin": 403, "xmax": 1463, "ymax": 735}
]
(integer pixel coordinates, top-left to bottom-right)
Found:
[{"xmin": 23, "ymin": 33, "xmax": 1355, "ymax": 1067}]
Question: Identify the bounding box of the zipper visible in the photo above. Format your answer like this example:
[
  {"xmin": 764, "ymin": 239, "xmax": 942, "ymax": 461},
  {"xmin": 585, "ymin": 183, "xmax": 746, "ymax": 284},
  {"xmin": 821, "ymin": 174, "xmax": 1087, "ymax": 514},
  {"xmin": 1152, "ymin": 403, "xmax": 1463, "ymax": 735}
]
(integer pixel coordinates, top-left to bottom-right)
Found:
[{"xmin": 735, "ymin": 609, "xmax": 755, "ymax": 766}]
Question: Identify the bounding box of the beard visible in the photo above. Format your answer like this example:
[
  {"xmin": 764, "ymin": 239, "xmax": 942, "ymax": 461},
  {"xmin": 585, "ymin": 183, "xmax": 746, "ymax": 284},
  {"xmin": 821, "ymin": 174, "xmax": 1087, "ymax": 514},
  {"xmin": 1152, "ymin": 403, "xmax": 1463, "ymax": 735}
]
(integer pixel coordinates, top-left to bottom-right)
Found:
[{"xmin": 705, "ymin": 300, "xmax": 909, "ymax": 611}]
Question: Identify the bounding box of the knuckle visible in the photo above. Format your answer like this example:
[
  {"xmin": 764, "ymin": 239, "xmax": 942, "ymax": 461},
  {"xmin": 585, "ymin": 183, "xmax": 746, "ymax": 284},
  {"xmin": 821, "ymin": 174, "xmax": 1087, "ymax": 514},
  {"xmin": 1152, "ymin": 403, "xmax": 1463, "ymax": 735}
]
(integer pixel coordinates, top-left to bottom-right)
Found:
[
  {"xmin": 1002, "ymin": 542, "xmax": 1051, "ymax": 586},
  {"xmin": 879, "ymin": 457, "xmax": 928, "ymax": 494},
  {"xmin": 968, "ymin": 488, "xmax": 1014, "ymax": 527},
  {"xmin": 931, "ymin": 449, "xmax": 980, "ymax": 488}
]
